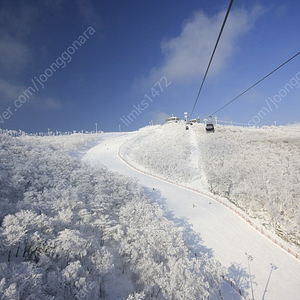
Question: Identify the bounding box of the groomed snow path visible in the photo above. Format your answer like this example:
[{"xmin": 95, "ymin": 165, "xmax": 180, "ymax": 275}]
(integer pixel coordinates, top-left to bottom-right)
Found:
[{"xmin": 83, "ymin": 132, "xmax": 300, "ymax": 300}]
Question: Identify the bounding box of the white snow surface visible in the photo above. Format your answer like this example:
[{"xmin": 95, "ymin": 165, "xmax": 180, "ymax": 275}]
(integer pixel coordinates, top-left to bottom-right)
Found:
[
  {"xmin": 122, "ymin": 123, "xmax": 300, "ymax": 246},
  {"xmin": 1, "ymin": 124, "xmax": 300, "ymax": 299},
  {"xmin": 83, "ymin": 124, "xmax": 300, "ymax": 300},
  {"xmin": 0, "ymin": 131, "xmax": 222, "ymax": 299}
]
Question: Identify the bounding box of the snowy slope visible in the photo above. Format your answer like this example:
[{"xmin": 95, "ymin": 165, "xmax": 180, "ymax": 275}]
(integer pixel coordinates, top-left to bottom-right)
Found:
[
  {"xmin": 0, "ymin": 132, "xmax": 222, "ymax": 300},
  {"xmin": 194, "ymin": 124, "xmax": 300, "ymax": 246},
  {"xmin": 120, "ymin": 124, "xmax": 200, "ymax": 184},
  {"xmin": 83, "ymin": 126, "xmax": 300, "ymax": 300},
  {"xmin": 123, "ymin": 123, "xmax": 300, "ymax": 247},
  {"xmin": 1, "ymin": 125, "xmax": 300, "ymax": 300}
]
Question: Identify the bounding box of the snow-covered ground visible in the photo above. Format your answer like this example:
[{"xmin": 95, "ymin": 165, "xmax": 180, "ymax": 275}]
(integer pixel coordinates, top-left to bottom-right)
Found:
[
  {"xmin": 123, "ymin": 123, "xmax": 300, "ymax": 247},
  {"xmin": 0, "ymin": 131, "xmax": 222, "ymax": 299},
  {"xmin": 1, "ymin": 124, "xmax": 300, "ymax": 299},
  {"xmin": 194, "ymin": 124, "xmax": 300, "ymax": 246},
  {"xmin": 84, "ymin": 125, "xmax": 300, "ymax": 300}
]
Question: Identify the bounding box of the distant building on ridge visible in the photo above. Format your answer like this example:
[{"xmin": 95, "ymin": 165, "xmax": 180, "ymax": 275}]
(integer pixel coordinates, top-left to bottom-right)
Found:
[
  {"xmin": 166, "ymin": 114, "xmax": 180, "ymax": 123},
  {"xmin": 188, "ymin": 117, "xmax": 200, "ymax": 124}
]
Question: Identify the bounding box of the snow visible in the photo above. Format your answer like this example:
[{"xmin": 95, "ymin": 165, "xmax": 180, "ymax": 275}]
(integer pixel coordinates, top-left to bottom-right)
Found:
[
  {"xmin": 0, "ymin": 130, "xmax": 221, "ymax": 299},
  {"xmin": 83, "ymin": 124, "xmax": 300, "ymax": 300},
  {"xmin": 193, "ymin": 124, "xmax": 300, "ymax": 246},
  {"xmin": 1, "ymin": 123, "xmax": 300, "ymax": 299},
  {"xmin": 120, "ymin": 123, "xmax": 300, "ymax": 248}
]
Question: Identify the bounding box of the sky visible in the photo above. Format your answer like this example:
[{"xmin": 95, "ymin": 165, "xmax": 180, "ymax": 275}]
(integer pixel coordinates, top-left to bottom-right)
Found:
[{"xmin": 0, "ymin": 0, "xmax": 300, "ymax": 133}]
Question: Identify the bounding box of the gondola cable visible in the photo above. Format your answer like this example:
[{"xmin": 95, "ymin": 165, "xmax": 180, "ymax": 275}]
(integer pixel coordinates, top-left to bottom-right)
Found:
[
  {"xmin": 190, "ymin": 0, "xmax": 234, "ymax": 118},
  {"xmin": 211, "ymin": 50, "xmax": 300, "ymax": 116}
]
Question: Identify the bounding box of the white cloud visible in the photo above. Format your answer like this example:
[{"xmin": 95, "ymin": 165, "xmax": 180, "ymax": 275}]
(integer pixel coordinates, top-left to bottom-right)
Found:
[
  {"xmin": 0, "ymin": 79, "xmax": 62, "ymax": 111},
  {"xmin": 0, "ymin": 2, "xmax": 37, "ymax": 77},
  {"xmin": 134, "ymin": 5, "xmax": 265, "ymax": 90},
  {"xmin": 0, "ymin": 79, "xmax": 25, "ymax": 101},
  {"xmin": 0, "ymin": 36, "xmax": 31, "ymax": 75},
  {"xmin": 31, "ymin": 97, "xmax": 63, "ymax": 110},
  {"xmin": 75, "ymin": 0, "xmax": 101, "ymax": 29}
]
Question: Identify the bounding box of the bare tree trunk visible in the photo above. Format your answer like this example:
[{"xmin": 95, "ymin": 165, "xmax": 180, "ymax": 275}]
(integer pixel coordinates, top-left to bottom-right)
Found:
[
  {"xmin": 8, "ymin": 249, "xmax": 11, "ymax": 262},
  {"xmin": 16, "ymin": 242, "xmax": 20, "ymax": 257}
]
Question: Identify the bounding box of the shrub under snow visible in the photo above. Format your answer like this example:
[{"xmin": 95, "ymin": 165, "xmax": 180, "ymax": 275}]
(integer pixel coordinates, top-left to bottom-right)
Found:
[
  {"xmin": 0, "ymin": 132, "xmax": 222, "ymax": 299},
  {"xmin": 123, "ymin": 123, "xmax": 300, "ymax": 246},
  {"xmin": 120, "ymin": 123, "xmax": 200, "ymax": 184},
  {"xmin": 194, "ymin": 124, "xmax": 300, "ymax": 246}
]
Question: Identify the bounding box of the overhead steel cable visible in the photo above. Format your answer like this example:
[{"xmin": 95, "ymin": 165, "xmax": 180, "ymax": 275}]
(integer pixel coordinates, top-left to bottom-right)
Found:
[
  {"xmin": 190, "ymin": 0, "xmax": 234, "ymax": 118},
  {"xmin": 211, "ymin": 50, "xmax": 300, "ymax": 115}
]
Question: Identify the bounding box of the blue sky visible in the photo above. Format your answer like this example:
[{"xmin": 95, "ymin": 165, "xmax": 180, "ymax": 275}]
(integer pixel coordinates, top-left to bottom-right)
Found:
[{"xmin": 0, "ymin": 0, "xmax": 299, "ymax": 133}]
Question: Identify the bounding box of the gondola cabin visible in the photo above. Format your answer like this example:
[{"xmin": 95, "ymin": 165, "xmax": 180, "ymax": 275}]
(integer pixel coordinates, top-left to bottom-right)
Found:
[{"xmin": 205, "ymin": 123, "xmax": 215, "ymax": 133}]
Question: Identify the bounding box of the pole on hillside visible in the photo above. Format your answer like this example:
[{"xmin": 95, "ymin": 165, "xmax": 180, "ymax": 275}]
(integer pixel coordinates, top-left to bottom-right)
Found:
[{"xmin": 245, "ymin": 253, "xmax": 255, "ymax": 300}]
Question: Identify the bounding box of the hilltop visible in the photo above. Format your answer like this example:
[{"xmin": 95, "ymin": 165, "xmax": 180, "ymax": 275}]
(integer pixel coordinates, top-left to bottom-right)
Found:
[{"xmin": 122, "ymin": 123, "xmax": 300, "ymax": 246}]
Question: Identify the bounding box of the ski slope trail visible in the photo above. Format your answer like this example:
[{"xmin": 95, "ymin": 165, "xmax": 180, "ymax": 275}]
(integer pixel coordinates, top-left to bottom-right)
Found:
[
  {"xmin": 189, "ymin": 128, "xmax": 209, "ymax": 190},
  {"xmin": 83, "ymin": 132, "xmax": 300, "ymax": 300}
]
